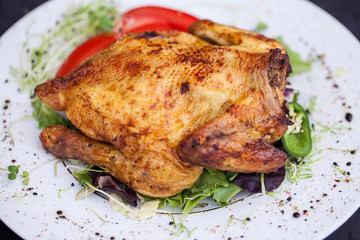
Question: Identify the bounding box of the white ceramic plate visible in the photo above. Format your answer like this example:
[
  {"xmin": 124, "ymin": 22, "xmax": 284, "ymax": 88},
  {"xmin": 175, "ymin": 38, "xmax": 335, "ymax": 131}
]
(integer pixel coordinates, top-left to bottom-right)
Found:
[{"xmin": 1, "ymin": 0, "xmax": 359, "ymax": 239}]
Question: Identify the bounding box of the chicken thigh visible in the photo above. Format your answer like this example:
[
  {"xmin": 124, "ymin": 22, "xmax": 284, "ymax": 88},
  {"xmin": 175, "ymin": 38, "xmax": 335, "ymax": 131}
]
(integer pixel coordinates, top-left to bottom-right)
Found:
[{"xmin": 35, "ymin": 20, "xmax": 291, "ymax": 197}]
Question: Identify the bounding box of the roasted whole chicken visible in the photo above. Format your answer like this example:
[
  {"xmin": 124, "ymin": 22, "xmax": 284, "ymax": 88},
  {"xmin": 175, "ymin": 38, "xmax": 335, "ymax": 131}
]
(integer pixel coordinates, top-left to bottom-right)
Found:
[{"xmin": 36, "ymin": 20, "xmax": 292, "ymax": 198}]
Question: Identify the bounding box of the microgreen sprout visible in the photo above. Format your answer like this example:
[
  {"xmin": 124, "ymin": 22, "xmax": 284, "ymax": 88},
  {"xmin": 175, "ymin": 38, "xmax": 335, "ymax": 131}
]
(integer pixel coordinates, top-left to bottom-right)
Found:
[
  {"xmin": 21, "ymin": 171, "xmax": 30, "ymax": 185},
  {"xmin": 260, "ymin": 173, "xmax": 265, "ymax": 195},
  {"xmin": 14, "ymin": 192, "xmax": 28, "ymax": 204},
  {"xmin": 1, "ymin": 165, "xmax": 21, "ymax": 180},
  {"xmin": 264, "ymin": 191, "xmax": 283, "ymax": 201},
  {"xmin": 85, "ymin": 187, "xmax": 110, "ymax": 223},
  {"xmin": 316, "ymin": 121, "xmax": 341, "ymax": 135},
  {"xmin": 285, "ymin": 154, "xmax": 319, "ymax": 184},
  {"xmin": 307, "ymin": 96, "xmax": 317, "ymax": 113},
  {"xmin": 58, "ymin": 186, "xmax": 72, "ymax": 198},
  {"xmin": 225, "ymin": 215, "xmax": 246, "ymax": 229},
  {"xmin": 332, "ymin": 165, "xmax": 354, "ymax": 182},
  {"xmin": 75, "ymin": 187, "xmax": 95, "ymax": 200},
  {"xmin": 59, "ymin": 163, "xmax": 109, "ymax": 184},
  {"xmin": 74, "ymin": 170, "xmax": 92, "ymax": 186},
  {"xmin": 326, "ymin": 147, "xmax": 359, "ymax": 153},
  {"xmin": 3, "ymin": 159, "xmax": 59, "ymax": 185},
  {"xmin": 54, "ymin": 159, "xmax": 63, "ymax": 177},
  {"xmin": 167, "ymin": 214, "xmax": 198, "ymax": 238}
]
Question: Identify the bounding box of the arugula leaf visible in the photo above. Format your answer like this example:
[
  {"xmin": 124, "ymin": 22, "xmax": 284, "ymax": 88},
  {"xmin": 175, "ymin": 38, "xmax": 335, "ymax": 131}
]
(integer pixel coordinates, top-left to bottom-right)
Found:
[
  {"xmin": 275, "ymin": 36, "xmax": 312, "ymax": 74},
  {"xmin": 31, "ymin": 98, "xmax": 72, "ymax": 129}
]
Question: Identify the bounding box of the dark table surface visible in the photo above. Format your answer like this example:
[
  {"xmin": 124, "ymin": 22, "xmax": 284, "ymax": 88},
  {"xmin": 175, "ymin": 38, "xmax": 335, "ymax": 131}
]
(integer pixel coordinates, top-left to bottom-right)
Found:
[{"xmin": 0, "ymin": 0, "xmax": 359, "ymax": 239}]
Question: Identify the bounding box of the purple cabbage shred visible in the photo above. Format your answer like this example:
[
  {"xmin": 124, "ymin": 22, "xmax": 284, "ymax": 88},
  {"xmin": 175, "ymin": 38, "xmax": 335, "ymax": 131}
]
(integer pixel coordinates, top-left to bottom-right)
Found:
[
  {"xmin": 88, "ymin": 167, "xmax": 138, "ymax": 207},
  {"xmin": 233, "ymin": 166, "xmax": 285, "ymax": 193}
]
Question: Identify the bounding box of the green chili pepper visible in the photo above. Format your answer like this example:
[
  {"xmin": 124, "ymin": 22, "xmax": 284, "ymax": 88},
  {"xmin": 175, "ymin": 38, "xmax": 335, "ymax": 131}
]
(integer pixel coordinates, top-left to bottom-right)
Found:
[{"xmin": 281, "ymin": 102, "xmax": 312, "ymax": 158}]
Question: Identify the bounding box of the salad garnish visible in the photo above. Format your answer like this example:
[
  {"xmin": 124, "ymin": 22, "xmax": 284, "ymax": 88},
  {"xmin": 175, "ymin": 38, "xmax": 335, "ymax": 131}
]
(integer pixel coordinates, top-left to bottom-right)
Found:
[
  {"xmin": 58, "ymin": 186, "xmax": 72, "ymax": 198},
  {"xmin": 167, "ymin": 214, "xmax": 198, "ymax": 237},
  {"xmin": 0, "ymin": 165, "xmax": 29, "ymax": 185},
  {"xmin": 281, "ymin": 102, "xmax": 312, "ymax": 158}
]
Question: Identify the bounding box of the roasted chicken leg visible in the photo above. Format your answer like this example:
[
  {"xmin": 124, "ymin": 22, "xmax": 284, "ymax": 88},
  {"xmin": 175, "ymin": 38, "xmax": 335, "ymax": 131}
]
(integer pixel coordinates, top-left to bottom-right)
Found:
[{"xmin": 35, "ymin": 20, "xmax": 291, "ymax": 197}]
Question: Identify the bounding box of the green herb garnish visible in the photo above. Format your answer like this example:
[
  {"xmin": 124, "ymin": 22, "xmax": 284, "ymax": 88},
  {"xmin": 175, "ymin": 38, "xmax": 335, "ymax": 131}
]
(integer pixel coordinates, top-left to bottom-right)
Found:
[
  {"xmin": 58, "ymin": 186, "xmax": 72, "ymax": 198},
  {"xmin": 21, "ymin": 171, "xmax": 30, "ymax": 185},
  {"xmin": 225, "ymin": 215, "xmax": 246, "ymax": 229},
  {"xmin": 72, "ymin": 165, "xmax": 94, "ymax": 186},
  {"xmin": 276, "ymin": 36, "xmax": 312, "ymax": 74},
  {"xmin": 31, "ymin": 98, "xmax": 72, "ymax": 129},
  {"xmin": 8, "ymin": 165, "xmax": 21, "ymax": 180},
  {"xmin": 285, "ymin": 154, "xmax": 319, "ymax": 184},
  {"xmin": 168, "ymin": 214, "xmax": 197, "ymax": 238},
  {"xmin": 255, "ymin": 22, "xmax": 268, "ymax": 31},
  {"xmin": 1, "ymin": 165, "xmax": 21, "ymax": 180}
]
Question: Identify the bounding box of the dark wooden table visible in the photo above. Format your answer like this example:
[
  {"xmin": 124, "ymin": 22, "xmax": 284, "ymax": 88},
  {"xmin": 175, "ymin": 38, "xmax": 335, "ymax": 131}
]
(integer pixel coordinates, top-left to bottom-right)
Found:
[{"xmin": 0, "ymin": 0, "xmax": 359, "ymax": 239}]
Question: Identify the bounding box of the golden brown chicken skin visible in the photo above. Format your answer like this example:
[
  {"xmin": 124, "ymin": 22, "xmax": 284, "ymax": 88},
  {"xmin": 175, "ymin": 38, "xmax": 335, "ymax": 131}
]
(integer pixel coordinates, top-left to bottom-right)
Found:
[
  {"xmin": 40, "ymin": 125, "xmax": 203, "ymax": 198},
  {"xmin": 36, "ymin": 20, "xmax": 291, "ymax": 197}
]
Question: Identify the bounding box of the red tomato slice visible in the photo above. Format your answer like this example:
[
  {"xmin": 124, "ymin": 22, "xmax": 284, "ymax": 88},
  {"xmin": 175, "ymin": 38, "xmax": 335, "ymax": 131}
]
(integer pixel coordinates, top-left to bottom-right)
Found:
[
  {"xmin": 57, "ymin": 6, "xmax": 199, "ymax": 77},
  {"xmin": 113, "ymin": 6, "xmax": 199, "ymax": 37},
  {"xmin": 122, "ymin": 22, "xmax": 173, "ymax": 34},
  {"xmin": 56, "ymin": 34, "xmax": 116, "ymax": 76}
]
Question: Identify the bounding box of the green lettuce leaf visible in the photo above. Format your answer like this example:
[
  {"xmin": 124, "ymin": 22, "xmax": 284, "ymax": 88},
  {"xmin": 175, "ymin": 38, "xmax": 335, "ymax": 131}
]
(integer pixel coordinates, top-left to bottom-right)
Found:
[
  {"xmin": 72, "ymin": 165, "xmax": 93, "ymax": 186},
  {"xmin": 181, "ymin": 168, "xmax": 242, "ymax": 219},
  {"xmin": 213, "ymin": 183, "xmax": 242, "ymax": 207},
  {"xmin": 135, "ymin": 168, "xmax": 244, "ymax": 219},
  {"xmin": 181, "ymin": 193, "xmax": 208, "ymax": 220},
  {"xmin": 190, "ymin": 168, "xmax": 229, "ymax": 194},
  {"xmin": 31, "ymin": 98, "xmax": 72, "ymax": 129},
  {"xmin": 275, "ymin": 36, "xmax": 312, "ymax": 74}
]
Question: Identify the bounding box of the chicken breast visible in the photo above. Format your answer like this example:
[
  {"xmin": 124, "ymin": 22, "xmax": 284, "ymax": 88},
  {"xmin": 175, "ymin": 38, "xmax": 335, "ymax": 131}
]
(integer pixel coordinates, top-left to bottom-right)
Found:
[{"xmin": 35, "ymin": 20, "xmax": 291, "ymax": 197}]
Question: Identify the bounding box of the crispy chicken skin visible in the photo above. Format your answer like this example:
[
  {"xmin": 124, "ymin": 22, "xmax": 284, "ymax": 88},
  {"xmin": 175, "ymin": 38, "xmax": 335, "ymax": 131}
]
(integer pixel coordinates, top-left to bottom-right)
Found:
[
  {"xmin": 40, "ymin": 125, "xmax": 202, "ymax": 197},
  {"xmin": 35, "ymin": 20, "xmax": 291, "ymax": 197}
]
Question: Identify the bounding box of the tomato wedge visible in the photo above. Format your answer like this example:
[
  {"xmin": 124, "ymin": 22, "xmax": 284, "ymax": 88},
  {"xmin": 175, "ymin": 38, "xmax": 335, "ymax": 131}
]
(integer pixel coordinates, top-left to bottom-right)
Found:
[
  {"xmin": 56, "ymin": 34, "xmax": 116, "ymax": 76},
  {"xmin": 113, "ymin": 6, "xmax": 199, "ymax": 37},
  {"xmin": 57, "ymin": 6, "xmax": 199, "ymax": 77}
]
